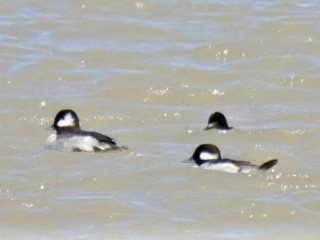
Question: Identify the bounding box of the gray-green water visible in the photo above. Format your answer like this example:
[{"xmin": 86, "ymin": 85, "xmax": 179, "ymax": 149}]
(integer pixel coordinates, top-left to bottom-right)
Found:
[{"xmin": 0, "ymin": 1, "xmax": 319, "ymax": 239}]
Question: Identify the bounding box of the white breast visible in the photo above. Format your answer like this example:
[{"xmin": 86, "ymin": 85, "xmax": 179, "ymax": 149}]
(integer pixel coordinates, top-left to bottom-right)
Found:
[
  {"xmin": 201, "ymin": 162, "xmax": 239, "ymax": 173},
  {"xmin": 45, "ymin": 133, "xmax": 58, "ymax": 150}
]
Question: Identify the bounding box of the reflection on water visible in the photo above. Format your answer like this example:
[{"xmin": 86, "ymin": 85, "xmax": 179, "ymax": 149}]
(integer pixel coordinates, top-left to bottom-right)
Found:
[{"xmin": 0, "ymin": 0, "xmax": 319, "ymax": 239}]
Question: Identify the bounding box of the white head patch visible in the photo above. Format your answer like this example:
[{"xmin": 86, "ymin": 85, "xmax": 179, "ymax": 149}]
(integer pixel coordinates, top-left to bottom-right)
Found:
[
  {"xmin": 57, "ymin": 113, "xmax": 75, "ymax": 127},
  {"xmin": 200, "ymin": 152, "xmax": 219, "ymax": 160}
]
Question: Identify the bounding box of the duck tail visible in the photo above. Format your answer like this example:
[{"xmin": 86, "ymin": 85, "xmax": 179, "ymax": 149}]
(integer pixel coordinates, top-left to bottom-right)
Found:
[{"xmin": 259, "ymin": 159, "xmax": 278, "ymax": 172}]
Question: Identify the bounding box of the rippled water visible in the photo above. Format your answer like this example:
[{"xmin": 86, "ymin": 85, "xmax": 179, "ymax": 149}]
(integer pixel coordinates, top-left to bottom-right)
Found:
[{"xmin": 0, "ymin": 1, "xmax": 319, "ymax": 239}]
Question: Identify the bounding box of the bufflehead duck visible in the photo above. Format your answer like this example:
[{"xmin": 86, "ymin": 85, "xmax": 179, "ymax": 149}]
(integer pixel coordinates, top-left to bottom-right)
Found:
[
  {"xmin": 45, "ymin": 109, "xmax": 127, "ymax": 152},
  {"xmin": 184, "ymin": 144, "xmax": 278, "ymax": 174},
  {"xmin": 204, "ymin": 112, "xmax": 233, "ymax": 130}
]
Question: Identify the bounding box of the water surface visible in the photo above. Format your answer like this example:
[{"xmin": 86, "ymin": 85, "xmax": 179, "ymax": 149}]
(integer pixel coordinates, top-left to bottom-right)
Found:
[{"xmin": 0, "ymin": 1, "xmax": 319, "ymax": 239}]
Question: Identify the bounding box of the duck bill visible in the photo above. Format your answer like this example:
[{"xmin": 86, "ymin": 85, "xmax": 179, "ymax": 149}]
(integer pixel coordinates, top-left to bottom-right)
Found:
[
  {"xmin": 204, "ymin": 123, "xmax": 215, "ymax": 131},
  {"xmin": 182, "ymin": 157, "xmax": 194, "ymax": 163}
]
